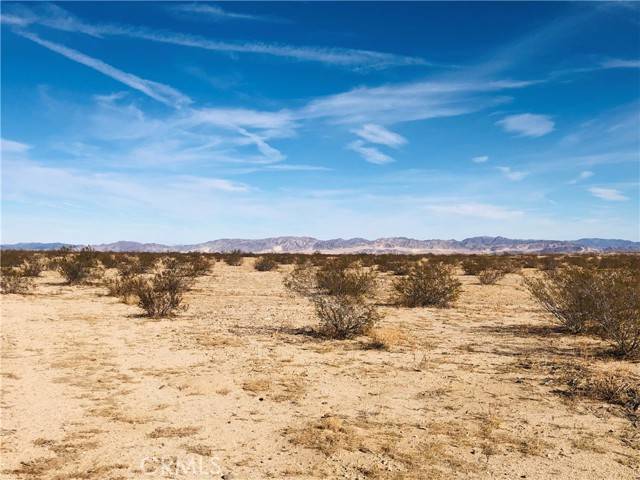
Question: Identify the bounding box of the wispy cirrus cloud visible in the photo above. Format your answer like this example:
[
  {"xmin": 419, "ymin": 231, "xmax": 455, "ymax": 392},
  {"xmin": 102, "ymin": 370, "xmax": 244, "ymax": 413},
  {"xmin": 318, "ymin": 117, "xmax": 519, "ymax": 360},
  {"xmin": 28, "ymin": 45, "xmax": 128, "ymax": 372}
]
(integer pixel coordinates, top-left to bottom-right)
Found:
[
  {"xmin": 568, "ymin": 170, "xmax": 593, "ymax": 184},
  {"xmin": 600, "ymin": 58, "xmax": 640, "ymax": 69},
  {"xmin": 170, "ymin": 3, "xmax": 284, "ymax": 23},
  {"xmin": 497, "ymin": 166, "xmax": 529, "ymax": 181},
  {"xmin": 352, "ymin": 124, "xmax": 407, "ymax": 148},
  {"xmin": 1, "ymin": 138, "xmax": 31, "ymax": 153},
  {"xmin": 302, "ymin": 80, "xmax": 531, "ymax": 125},
  {"xmin": 2, "ymin": 3, "xmax": 427, "ymax": 70},
  {"xmin": 589, "ymin": 187, "xmax": 628, "ymax": 201},
  {"xmin": 17, "ymin": 31, "xmax": 191, "ymax": 109},
  {"xmin": 471, "ymin": 155, "xmax": 489, "ymax": 163},
  {"xmin": 425, "ymin": 202, "xmax": 524, "ymax": 220},
  {"xmin": 347, "ymin": 140, "xmax": 394, "ymax": 165},
  {"xmin": 497, "ymin": 113, "xmax": 554, "ymax": 137}
]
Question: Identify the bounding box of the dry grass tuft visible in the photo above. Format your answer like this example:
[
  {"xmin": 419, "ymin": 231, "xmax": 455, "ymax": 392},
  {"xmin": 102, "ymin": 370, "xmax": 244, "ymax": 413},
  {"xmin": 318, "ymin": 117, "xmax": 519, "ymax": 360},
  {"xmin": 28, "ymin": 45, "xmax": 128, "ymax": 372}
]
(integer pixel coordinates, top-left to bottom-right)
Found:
[
  {"xmin": 147, "ymin": 426, "xmax": 200, "ymax": 439},
  {"xmin": 181, "ymin": 443, "xmax": 214, "ymax": 457},
  {"xmin": 287, "ymin": 415, "xmax": 363, "ymax": 456},
  {"xmin": 366, "ymin": 327, "xmax": 407, "ymax": 350},
  {"xmin": 564, "ymin": 366, "xmax": 639, "ymax": 412}
]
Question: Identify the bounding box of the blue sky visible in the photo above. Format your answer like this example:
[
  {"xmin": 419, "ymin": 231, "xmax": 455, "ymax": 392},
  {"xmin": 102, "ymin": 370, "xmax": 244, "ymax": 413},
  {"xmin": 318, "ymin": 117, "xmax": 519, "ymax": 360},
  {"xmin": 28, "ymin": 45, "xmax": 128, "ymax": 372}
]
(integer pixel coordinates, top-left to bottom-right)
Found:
[{"xmin": 1, "ymin": 2, "xmax": 639, "ymax": 244}]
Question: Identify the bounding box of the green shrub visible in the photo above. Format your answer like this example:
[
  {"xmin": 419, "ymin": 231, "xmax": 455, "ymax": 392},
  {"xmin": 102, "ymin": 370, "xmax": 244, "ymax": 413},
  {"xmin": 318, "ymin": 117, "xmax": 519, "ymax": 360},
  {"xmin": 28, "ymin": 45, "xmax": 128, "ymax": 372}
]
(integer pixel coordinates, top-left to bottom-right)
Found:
[{"xmin": 393, "ymin": 262, "xmax": 461, "ymax": 308}]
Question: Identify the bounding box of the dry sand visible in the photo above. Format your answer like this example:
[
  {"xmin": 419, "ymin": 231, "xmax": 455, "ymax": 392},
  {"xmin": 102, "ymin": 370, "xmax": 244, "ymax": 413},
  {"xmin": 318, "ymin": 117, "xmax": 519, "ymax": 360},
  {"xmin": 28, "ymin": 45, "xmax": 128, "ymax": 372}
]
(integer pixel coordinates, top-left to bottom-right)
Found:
[{"xmin": 1, "ymin": 260, "xmax": 638, "ymax": 479}]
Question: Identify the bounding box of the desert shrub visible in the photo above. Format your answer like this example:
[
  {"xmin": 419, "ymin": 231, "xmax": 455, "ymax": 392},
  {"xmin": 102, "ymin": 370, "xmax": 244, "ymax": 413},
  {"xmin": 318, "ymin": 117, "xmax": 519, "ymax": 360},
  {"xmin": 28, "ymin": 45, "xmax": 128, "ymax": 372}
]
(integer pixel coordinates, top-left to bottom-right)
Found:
[
  {"xmin": 104, "ymin": 272, "xmax": 142, "ymax": 301},
  {"xmin": 186, "ymin": 253, "xmax": 212, "ymax": 276},
  {"xmin": 96, "ymin": 252, "xmax": 119, "ymax": 269},
  {"xmin": 563, "ymin": 364, "xmax": 639, "ymax": 411},
  {"xmin": 477, "ymin": 268, "xmax": 506, "ymax": 285},
  {"xmin": 116, "ymin": 256, "xmax": 144, "ymax": 277},
  {"xmin": 598, "ymin": 254, "xmax": 640, "ymax": 271},
  {"xmin": 254, "ymin": 256, "xmax": 278, "ymax": 271},
  {"xmin": 461, "ymin": 256, "xmax": 491, "ymax": 276},
  {"xmin": 1, "ymin": 250, "xmax": 30, "ymax": 269},
  {"xmin": 165, "ymin": 253, "xmax": 211, "ymax": 277},
  {"xmin": 1, "ymin": 269, "xmax": 34, "ymax": 294},
  {"xmin": 134, "ymin": 269, "xmax": 193, "ymax": 318},
  {"xmin": 495, "ymin": 257, "xmax": 519, "ymax": 274},
  {"xmin": 137, "ymin": 253, "xmax": 160, "ymax": 273},
  {"xmin": 537, "ymin": 256, "xmax": 559, "ymax": 271},
  {"xmin": 393, "ymin": 262, "xmax": 461, "ymax": 308},
  {"xmin": 525, "ymin": 266, "xmax": 640, "ymax": 357},
  {"xmin": 523, "ymin": 266, "xmax": 600, "ymax": 333},
  {"xmin": 595, "ymin": 268, "xmax": 640, "ymax": 357},
  {"xmin": 20, "ymin": 256, "xmax": 47, "ymax": 277},
  {"xmin": 56, "ymin": 247, "xmax": 101, "ymax": 284},
  {"xmin": 223, "ymin": 249, "xmax": 244, "ymax": 266},
  {"xmin": 316, "ymin": 260, "xmax": 377, "ymax": 298},
  {"xmin": 284, "ymin": 260, "xmax": 377, "ymax": 299},
  {"xmin": 313, "ymin": 295, "xmax": 380, "ymax": 339},
  {"xmin": 284, "ymin": 262, "xmax": 318, "ymax": 297}
]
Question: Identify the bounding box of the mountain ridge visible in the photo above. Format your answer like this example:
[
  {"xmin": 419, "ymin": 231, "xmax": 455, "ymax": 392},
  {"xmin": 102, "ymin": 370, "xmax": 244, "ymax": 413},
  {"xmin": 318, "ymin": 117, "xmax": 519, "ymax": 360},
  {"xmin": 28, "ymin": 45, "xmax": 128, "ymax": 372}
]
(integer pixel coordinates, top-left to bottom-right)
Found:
[{"xmin": 2, "ymin": 236, "xmax": 639, "ymax": 254}]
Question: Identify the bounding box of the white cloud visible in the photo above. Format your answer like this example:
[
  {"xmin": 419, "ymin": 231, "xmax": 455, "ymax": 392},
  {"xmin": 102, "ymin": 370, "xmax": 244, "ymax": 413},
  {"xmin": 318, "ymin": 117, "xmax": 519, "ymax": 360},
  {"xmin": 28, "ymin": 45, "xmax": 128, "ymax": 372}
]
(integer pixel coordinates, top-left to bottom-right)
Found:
[
  {"xmin": 497, "ymin": 166, "xmax": 529, "ymax": 181},
  {"xmin": 472, "ymin": 155, "xmax": 489, "ymax": 163},
  {"xmin": 588, "ymin": 187, "xmax": 628, "ymax": 201},
  {"xmin": 425, "ymin": 202, "xmax": 523, "ymax": 220},
  {"xmin": 3, "ymin": 4, "xmax": 427, "ymax": 70},
  {"xmin": 568, "ymin": 170, "xmax": 593, "ymax": 184},
  {"xmin": 600, "ymin": 58, "xmax": 640, "ymax": 69},
  {"xmin": 347, "ymin": 140, "xmax": 394, "ymax": 165},
  {"xmin": 170, "ymin": 3, "xmax": 279, "ymax": 23},
  {"xmin": 19, "ymin": 32, "xmax": 191, "ymax": 109},
  {"xmin": 302, "ymin": 79, "xmax": 531, "ymax": 125},
  {"xmin": 352, "ymin": 124, "xmax": 407, "ymax": 148},
  {"xmin": 1, "ymin": 138, "xmax": 31, "ymax": 153},
  {"xmin": 497, "ymin": 113, "xmax": 554, "ymax": 137},
  {"xmin": 171, "ymin": 176, "xmax": 249, "ymax": 193}
]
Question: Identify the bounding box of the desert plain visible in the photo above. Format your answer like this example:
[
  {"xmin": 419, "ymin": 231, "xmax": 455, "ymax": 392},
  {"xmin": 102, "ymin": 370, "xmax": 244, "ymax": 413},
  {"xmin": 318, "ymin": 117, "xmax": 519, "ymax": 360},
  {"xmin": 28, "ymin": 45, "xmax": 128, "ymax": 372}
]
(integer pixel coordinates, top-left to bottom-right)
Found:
[{"xmin": 1, "ymin": 257, "xmax": 638, "ymax": 479}]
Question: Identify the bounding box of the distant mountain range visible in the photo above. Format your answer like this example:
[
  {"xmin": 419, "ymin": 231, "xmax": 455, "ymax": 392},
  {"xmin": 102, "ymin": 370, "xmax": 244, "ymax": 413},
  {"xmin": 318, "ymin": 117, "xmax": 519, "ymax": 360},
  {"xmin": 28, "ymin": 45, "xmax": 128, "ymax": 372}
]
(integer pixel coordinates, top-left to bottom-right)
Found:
[{"xmin": 3, "ymin": 236, "xmax": 640, "ymax": 254}]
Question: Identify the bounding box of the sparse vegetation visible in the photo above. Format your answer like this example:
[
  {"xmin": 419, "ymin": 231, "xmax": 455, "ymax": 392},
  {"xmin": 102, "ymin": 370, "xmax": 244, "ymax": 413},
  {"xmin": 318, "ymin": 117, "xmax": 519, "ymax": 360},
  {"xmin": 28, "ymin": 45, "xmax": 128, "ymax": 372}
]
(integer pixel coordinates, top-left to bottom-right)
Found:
[
  {"xmin": 393, "ymin": 262, "xmax": 461, "ymax": 308},
  {"xmin": 525, "ymin": 265, "xmax": 640, "ymax": 357},
  {"xmin": 135, "ymin": 268, "xmax": 193, "ymax": 318},
  {"xmin": 284, "ymin": 259, "xmax": 377, "ymax": 299},
  {"xmin": 56, "ymin": 247, "xmax": 102, "ymax": 285},
  {"xmin": 313, "ymin": 294, "xmax": 380, "ymax": 339},
  {"xmin": 1, "ymin": 269, "xmax": 34, "ymax": 294},
  {"xmin": 477, "ymin": 268, "xmax": 506, "ymax": 285},
  {"xmin": 20, "ymin": 256, "xmax": 47, "ymax": 277},
  {"xmin": 223, "ymin": 249, "xmax": 244, "ymax": 266},
  {"xmin": 254, "ymin": 256, "xmax": 278, "ymax": 271},
  {"xmin": 2, "ymin": 248, "xmax": 640, "ymax": 479},
  {"xmin": 316, "ymin": 260, "xmax": 378, "ymax": 298},
  {"xmin": 285, "ymin": 260, "xmax": 382, "ymax": 338}
]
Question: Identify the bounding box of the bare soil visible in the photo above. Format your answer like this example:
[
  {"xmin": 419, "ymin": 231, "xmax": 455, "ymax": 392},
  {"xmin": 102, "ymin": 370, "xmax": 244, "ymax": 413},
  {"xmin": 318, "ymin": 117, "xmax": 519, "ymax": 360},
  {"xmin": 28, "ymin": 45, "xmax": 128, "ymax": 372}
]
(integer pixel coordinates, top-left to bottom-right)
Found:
[{"xmin": 1, "ymin": 260, "xmax": 638, "ymax": 479}]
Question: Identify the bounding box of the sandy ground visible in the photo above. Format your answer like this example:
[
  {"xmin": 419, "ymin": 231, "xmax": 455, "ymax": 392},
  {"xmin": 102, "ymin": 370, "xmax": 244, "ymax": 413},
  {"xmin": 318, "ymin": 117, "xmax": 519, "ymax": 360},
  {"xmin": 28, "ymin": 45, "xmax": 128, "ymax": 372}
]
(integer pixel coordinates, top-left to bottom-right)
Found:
[{"xmin": 1, "ymin": 259, "xmax": 638, "ymax": 479}]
